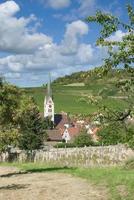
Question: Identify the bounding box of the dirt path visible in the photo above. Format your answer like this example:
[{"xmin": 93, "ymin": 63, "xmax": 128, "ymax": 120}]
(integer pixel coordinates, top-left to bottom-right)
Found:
[{"xmin": 0, "ymin": 167, "xmax": 108, "ymax": 200}]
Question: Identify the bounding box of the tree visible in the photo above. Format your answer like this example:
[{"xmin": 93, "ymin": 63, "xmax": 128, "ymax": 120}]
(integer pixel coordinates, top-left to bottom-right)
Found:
[
  {"xmin": 0, "ymin": 78, "xmax": 46, "ymax": 152},
  {"xmin": 15, "ymin": 96, "xmax": 46, "ymax": 150},
  {"xmin": 44, "ymin": 116, "xmax": 54, "ymax": 129},
  {"xmin": 74, "ymin": 130, "xmax": 93, "ymax": 147},
  {"xmin": 0, "ymin": 78, "xmax": 21, "ymax": 152},
  {"xmin": 0, "ymin": 78, "xmax": 22, "ymax": 126},
  {"xmin": 86, "ymin": 4, "xmax": 134, "ymax": 146},
  {"xmin": 86, "ymin": 4, "xmax": 134, "ymax": 101}
]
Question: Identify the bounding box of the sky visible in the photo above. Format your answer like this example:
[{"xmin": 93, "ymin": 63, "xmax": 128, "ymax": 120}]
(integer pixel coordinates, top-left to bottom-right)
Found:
[{"xmin": 0, "ymin": 0, "xmax": 133, "ymax": 87}]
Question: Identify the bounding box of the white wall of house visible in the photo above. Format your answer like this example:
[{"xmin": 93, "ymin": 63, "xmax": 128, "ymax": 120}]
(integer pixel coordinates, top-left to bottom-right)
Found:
[{"xmin": 62, "ymin": 129, "xmax": 71, "ymax": 143}]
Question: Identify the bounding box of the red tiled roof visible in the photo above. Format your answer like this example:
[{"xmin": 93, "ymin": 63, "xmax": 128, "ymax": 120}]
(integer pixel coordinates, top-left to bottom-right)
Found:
[
  {"xmin": 68, "ymin": 127, "xmax": 80, "ymax": 137},
  {"xmin": 61, "ymin": 127, "xmax": 80, "ymax": 138},
  {"xmin": 46, "ymin": 130, "xmax": 62, "ymax": 141}
]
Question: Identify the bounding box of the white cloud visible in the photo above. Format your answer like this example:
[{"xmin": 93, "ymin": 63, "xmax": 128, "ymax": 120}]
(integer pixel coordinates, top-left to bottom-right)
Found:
[
  {"xmin": 65, "ymin": 20, "xmax": 89, "ymax": 37},
  {"xmin": 61, "ymin": 20, "xmax": 89, "ymax": 55},
  {"xmin": 0, "ymin": 0, "xmax": 20, "ymax": 17},
  {"xmin": 30, "ymin": 74, "xmax": 39, "ymax": 81},
  {"xmin": 4, "ymin": 72, "xmax": 21, "ymax": 79},
  {"xmin": 47, "ymin": 0, "xmax": 71, "ymax": 9},
  {"xmin": 55, "ymin": 0, "xmax": 122, "ymax": 23},
  {"xmin": 0, "ymin": 18, "xmax": 93, "ymax": 73},
  {"xmin": 78, "ymin": 0, "xmax": 96, "ymax": 17},
  {"xmin": 0, "ymin": 1, "xmax": 52, "ymax": 54},
  {"xmin": 0, "ymin": 1, "xmax": 106, "ymax": 86},
  {"xmin": 59, "ymin": 0, "xmax": 97, "ymax": 21},
  {"xmin": 77, "ymin": 44, "xmax": 94, "ymax": 63},
  {"xmin": 107, "ymin": 30, "xmax": 127, "ymax": 42}
]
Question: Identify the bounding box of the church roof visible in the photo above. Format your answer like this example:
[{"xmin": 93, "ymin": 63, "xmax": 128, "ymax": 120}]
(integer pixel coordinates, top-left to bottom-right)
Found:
[
  {"xmin": 46, "ymin": 130, "xmax": 62, "ymax": 141},
  {"xmin": 45, "ymin": 74, "xmax": 52, "ymax": 101}
]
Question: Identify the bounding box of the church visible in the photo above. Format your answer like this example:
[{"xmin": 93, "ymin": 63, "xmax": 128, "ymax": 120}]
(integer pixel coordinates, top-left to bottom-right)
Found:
[
  {"xmin": 44, "ymin": 75, "xmax": 71, "ymax": 130},
  {"xmin": 44, "ymin": 76, "xmax": 79, "ymax": 143}
]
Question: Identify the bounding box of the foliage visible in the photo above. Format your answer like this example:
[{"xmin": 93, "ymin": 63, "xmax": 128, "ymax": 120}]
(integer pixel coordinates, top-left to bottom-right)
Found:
[
  {"xmin": 74, "ymin": 130, "xmax": 93, "ymax": 147},
  {"xmin": 126, "ymin": 125, "xmax": 134, "ymax": 149},
  {"xmin": 97, "ymin": 122, "xmax": 134, "ymax": 147},
  {"xmin": 44, "ymin": 116, "xmax": 54, "ymax": 129},
  {"xmin": 15, "ymin": 96, "xmax": 46, "ymax": 150},
  {"xmin": 97, "ymin": 123, "xmax": 124, "ymax": 145},
  {"xmin": 54, "ymin": 142, "xmax": 77, "ymax": 148},
  {"xmin": 55, "ymin": 130, "xmax": 95, "ymax": 148},
  {"xmin": 0, "ymin": 78, "xmax": 22, "ymax": 126},
  {"xmin": 52, "ymin": 67, "xmax": 131, "ymax": 86},
  {"xmin": 0, "ymin": 78, "xmax": 46, "ymax": 152},
  {"xmin": 85, "ymin": 4, "xmax": 134, "ymax": 147},
  {"xmin": 86, "ymin": 4, "xmax": 134, "ymax": 102},
  {"xmin": 52, "ymin": 71, "xmax": 85, "ymax": 85},
  {"xmin": 0, "ymin": 127, "xmax": 20, "ymax": 152}
]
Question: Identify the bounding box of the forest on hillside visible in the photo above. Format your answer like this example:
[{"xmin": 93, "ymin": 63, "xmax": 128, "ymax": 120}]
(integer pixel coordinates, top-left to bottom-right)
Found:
[{"xmin": 52, "ymin": 68, "xmax": 133, "ymax": 86}]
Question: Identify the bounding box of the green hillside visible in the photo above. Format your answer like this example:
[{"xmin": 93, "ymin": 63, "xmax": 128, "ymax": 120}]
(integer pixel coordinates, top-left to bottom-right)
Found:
[
  {"xmin": 25, "ymin": 86, "xmax": 127, "ymax": 115},
  {"xmin": 52, "ymin": 68, "xmax": 131, "ymax": 86},
  {"xmin": 24, "ymin": 68, "xmax": 131, "ymax": 115}
]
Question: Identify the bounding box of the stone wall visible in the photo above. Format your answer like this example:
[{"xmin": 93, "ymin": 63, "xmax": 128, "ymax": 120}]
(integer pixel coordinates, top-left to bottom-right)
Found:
[{"xmin": 0, "ymin": 145, "xmax": 134, "ymax": 167}]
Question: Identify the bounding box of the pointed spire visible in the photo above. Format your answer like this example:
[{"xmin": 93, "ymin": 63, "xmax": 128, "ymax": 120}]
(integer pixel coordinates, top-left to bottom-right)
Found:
[{"xmin": 47, "ymin": 72, "xmax": 52, "ymax": 97}]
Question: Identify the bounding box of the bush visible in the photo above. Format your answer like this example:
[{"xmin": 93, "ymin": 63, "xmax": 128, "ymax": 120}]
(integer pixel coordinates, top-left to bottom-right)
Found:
[
  {"xmin": 128, "ymin": 136, "xmax": 134, "ymax": 149},
  {"xmin": 98, "ymin": 123, "xmax": 134, "ymax": 148},
  {"xmin": 97, "ymin": 124, "xmax": 122, "ymax": 145},
  {"xmin": 0, "ymin": 127, "xmax": 20, "ymax": 152},
  {"xmin": 74, "ymin": 131, "xmax": 93, "ymax": 147},
  {"xmin": 54, "ymin": 143, "xmax": 77, "ymax": 148}
]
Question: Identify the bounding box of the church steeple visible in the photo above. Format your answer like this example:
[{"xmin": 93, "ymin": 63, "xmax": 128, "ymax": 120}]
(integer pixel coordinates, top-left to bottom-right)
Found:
[
  {"xmin": 47, "ymin": 73, "xmax": 52, "ymax": 98},
  {"xmin": 44, "ymin": 73, "xmax": 54, "ymax": 123}
]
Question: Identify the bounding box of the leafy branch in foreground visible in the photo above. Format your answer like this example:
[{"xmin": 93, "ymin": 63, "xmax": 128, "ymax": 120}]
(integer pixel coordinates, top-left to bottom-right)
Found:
[{"xmin": 86, "ymin": 4, "xmax": 134, "ymax": 147}]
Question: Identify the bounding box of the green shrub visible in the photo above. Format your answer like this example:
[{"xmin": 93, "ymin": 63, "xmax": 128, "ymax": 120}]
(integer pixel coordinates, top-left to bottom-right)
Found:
[
  {"xmin": 74, "ymin": 131, "xmax": 93, "ymax": 147},
  {"xmin": 97, "ymin": 124, "xmax": 122, "ymax": 145},
  {"xmin": 128, "ymin": 136, "xmax": 134, "ymax": 149},
  {"xmin": 0, "ymin": 127, "xmax": 20, "ymax": 152},
  {"xmin": 98, "ymin": 124, "xmax": 134, "ymax": 148},
  {"xmin": 54, "ymin": 143, "xmax": 77, "ymax": 148}
]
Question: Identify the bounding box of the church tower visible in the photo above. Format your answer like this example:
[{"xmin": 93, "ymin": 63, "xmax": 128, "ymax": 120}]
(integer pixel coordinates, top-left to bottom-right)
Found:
[{"xmin": 44, "ymin": 74, "xmax": 54, "ymax": 123}]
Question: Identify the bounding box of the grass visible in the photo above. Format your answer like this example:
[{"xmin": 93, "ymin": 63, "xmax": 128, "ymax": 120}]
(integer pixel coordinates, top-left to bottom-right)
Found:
[
  {"xmin": 24, "ymin": 84, "xmax": 128, "ymax": 114},
  {"xmin": 1, "ymin": 162, "xmax": 134, "ymax": 200},
  {"xmin": 64, "ymin": 82, "xmax": 85, "ymax": 86}
]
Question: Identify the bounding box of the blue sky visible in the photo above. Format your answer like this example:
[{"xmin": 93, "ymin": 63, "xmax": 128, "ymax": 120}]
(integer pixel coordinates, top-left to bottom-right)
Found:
[{"xmin": 0, "ymin": 0, "xmax": 133, "ymax": 87}]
